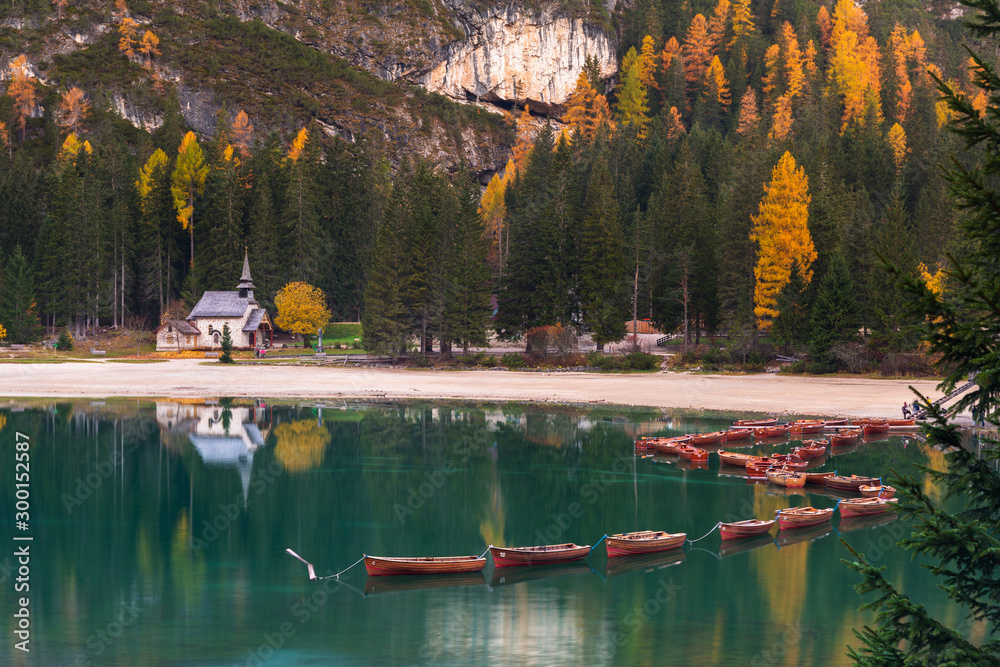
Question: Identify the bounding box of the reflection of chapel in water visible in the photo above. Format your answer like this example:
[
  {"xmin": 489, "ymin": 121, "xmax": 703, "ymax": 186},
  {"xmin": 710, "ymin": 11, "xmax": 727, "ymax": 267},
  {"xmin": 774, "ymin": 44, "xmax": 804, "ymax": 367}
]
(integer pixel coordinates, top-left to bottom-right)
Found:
[{"xmin": 155, "ymin": 401, "xmax": 272, "ymax": 502}]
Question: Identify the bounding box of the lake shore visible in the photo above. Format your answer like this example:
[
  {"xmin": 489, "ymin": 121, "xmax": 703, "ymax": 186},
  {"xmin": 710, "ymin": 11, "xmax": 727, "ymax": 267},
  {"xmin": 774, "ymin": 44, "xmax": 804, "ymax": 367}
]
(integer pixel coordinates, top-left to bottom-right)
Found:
[{"xmin": 0, "ymin": 359, "xmax": 954, "ymax": 420}]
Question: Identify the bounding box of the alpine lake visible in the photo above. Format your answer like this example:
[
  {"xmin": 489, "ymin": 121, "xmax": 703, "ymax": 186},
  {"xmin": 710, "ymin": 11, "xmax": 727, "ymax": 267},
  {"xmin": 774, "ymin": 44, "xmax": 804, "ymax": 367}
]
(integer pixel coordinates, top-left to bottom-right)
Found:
[{"xmin": 0, "ymin": 399, "xmax": 981, "ymax": 666}]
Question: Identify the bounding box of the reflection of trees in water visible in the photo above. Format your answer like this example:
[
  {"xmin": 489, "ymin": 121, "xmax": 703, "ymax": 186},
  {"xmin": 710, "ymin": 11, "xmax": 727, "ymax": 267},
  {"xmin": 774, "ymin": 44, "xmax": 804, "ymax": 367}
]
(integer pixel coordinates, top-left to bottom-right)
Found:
[{"xmin": 274, "ymin": 419, "xmax": 330, "ymax": 472}]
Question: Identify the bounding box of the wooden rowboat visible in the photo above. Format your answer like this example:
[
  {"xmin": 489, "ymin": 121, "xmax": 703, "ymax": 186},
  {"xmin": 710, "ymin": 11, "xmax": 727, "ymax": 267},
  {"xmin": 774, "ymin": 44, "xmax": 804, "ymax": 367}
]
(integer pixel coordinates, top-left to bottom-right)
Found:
[
  {"xmin": 653, "ymin": 435, "xmax": 691, "ymax": 455},
  {"xmin": 823, "ymin": 418, "xmax": 849, "ymax": 427},
  {"xmin": 725, "ymin": 428, "xmax": 754, "ymax": 442},
  {"xmin": 886, "ymin": 419, "xmax": 916, "ymax": 427},
  {"xmin": 793, "ymin": 441, "xmax": 828, "ymax": 459},
  {"xmin": 767, "ymin": 470, "xmax": 806, "ymax": 488},
  {"xmin": 720, "ymin": 519, "xmax": 776, "ymax": 540},
  {"xmin": 735, "ymin": 418, "xmax": 778, "ymax": 427},
  {"xmin": 861, "ymin": 421, "xmax": 890, "ymax": 436},
  {"xmin": 606, "ymin": 531, "xmax": 687, "ymax": 557},
  {"xmin": 778, "ymin": 458, "xmax": 809, "ymax": 471},
  {"xmin": 790, "ymin": 421, "xmax": 825, "ymax": 434},
  {"xmin": 757, "ymin": 425, "xmax": 790, "ymax": 438},
  {"xmin": 776, "ymin": 506, "xmax": 834, "ymax": 529},
  {"xmin": 490, "ymin": 543, "xmax": 591, "ymax": 568},
  {"xmin": 839, "ymin": 497, "xmax": 898, "ymax": 517},
  {"xmin": 860, "ymin": 485, "xmax": 896, "ymax": 498},
  {"xmin": 690, "ymin": 431, "xmax": 727, "ymax": 446},
  {"xmin": 634, "ymin": 437, "xmax": 656, "ymax": 451},
  {"xmin": 719, "ymin": 451, "xmax": 755, "ymax": 467},
  {"xmin": 825, "ymin": 475, "xmax": 880, "ymax": 491},
  {"xmin": 803, "ymin": 471, "xmax": 836, "ymax": 484},
  {"xmin": 746, "ymin": 457, "xmax": 780, "ymax": 476},
  {"xmin": 830, "ymin": 430, "xmax": 860, "ymax": 446},
  {"xmin": 365, "ymin": 554, "xmax": 488, "ymax": 576},
  {"xmin": 677, "ymin": 445, "xmax": 709, "ymax": 462}
]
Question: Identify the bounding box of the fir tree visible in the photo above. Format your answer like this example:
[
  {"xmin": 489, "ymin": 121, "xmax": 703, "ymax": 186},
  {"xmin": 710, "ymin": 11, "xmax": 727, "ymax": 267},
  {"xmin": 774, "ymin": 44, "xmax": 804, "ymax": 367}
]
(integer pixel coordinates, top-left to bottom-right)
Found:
[
  {"xmin": 579, "ymin": 154, "xmax": 627, "ymax": 350},
  {"xmin": 809, "ymin": 251, "xmax": 858, "ymax": 364},
  {"xmin": 219, "ymin": 323, "xmax": 234, "ymax": 363},
  {"xmin": 771, "ymin": 266, "xmax": 810, "ymax": 350},
  {"xmin": 0, "ymin": 245, "xmax": 41, "ymax": 343},
  {"xmin": 283, "ymin": 127, "xmax": 322, "ymax": 285}
]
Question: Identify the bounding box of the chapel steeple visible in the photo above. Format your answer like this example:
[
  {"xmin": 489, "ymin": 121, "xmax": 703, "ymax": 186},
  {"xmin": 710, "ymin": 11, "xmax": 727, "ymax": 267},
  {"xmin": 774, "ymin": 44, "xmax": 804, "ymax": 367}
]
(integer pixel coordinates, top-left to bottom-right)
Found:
[{"xmin": 237, "ymin": 249, "xmax": 256, "ymax": 302}]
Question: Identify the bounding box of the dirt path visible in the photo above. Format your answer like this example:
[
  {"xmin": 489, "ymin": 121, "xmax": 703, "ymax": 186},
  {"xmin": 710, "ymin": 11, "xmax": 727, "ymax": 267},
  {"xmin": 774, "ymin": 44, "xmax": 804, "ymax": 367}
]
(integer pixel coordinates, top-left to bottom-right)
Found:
[{"xmin": 0, "ymin": 359, "xmax": 948, "ymax": 419}]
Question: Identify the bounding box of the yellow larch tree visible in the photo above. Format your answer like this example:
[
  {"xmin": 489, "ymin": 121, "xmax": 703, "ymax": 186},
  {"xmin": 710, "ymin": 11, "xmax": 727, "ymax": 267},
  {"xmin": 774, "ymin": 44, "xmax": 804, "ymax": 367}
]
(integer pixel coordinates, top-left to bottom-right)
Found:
[
  {"xmin": 511, "ymin": 104, "xmax": 534, "ymax": 172},
  {"xmin": 616, "ymin": 54, "xmax": 650, "ymax": 138},
  {"xmin": 274, "ymin": 281, "xmax": 331, "ymax": 343},
  {"xmin": 563, "ymin": 70, "xmax": 612, "ymax": 139},
  {"xmin": 707, "ymin": 0, "xmax": 731, "ymax": 53},
  {"xmin": 781, "ymin": 22, "xmax": 806, "ymax": 103},
  {"xmin": 137, "ymin": 148, "xmax": 169, "ymax": 211},
  {"xmin": 139, "ymin": 30, "xmax": 160, "ymax": 70},
  {"xmin": 730, "ymin": 0, "xmax": 755, "ymax": 46},
  {"xmin": 171, "ymin": 131, "xmax": 208, "ymax": 272},
  {"xmin": 479, "ymin": 163, "xmax": 511, "ymax": 273},
  {"xmin": 118, "ymin": 17, "xmax": 139, "ymax": 57},
  {"xmin": 967, "ymin": 56, "xmax": 988, "ymax": 116},
  {"xmin": 661, "ymin": 36, "xmax": 681, "ymax": 72},
  {"xmin": 637, "ymin": 35, "xmax": 658, "ymax": 89},
  {"xmin": 918, "ymin": 262, "xmax": 946, "ymax": 296},
  {"xmin": 59, "ymin": 132, "xmax": 92, "ymax": 165},
  {"xmin": 768, "ymin": 95, "xmax": 793, "ymax": 142},
  {"xmin": 8, "ymin": 56, "xmax": 37, "ymax": 143},
  {"xmin": 828, "ymin": 0, "xmax": 882, "ymax": 130},
  {"xmin": 231, "ymin": 110, "xmax": 254, "ymax": 157},
  {"xmin": 702, "ymin": 55, "xmax": 730, "ymax": 107},
  {"xmin": 803, "ymin": 40, "xmax": 819, "ymax": 79},
  {"xmin": 736, "ymin": 87, "xmax": 759, "ymax": 135},
  {"xmin": 762, "ymin": 44, "xmax": 782, "ymax": 104},
  {"xmin": 750, "ymin": 151, "xmax": 815, "ymax": 329},
  {"xmin": 57, "ymin": 87, "xmax": 90, "ymax": 136},
  {"xmin": 682, "ymin": 14, "xmax": 713, "ymax": 94},
  {"xmin": 287, "ymin": 127, "xmax": 308, "ymax": 162},
  {"xmin": 816, "ymin": 5, "xmax": 832, "ymax": 50},
  {"xmin": 888, "ymin": 122, "xmax": 908, "ymax": 173}
]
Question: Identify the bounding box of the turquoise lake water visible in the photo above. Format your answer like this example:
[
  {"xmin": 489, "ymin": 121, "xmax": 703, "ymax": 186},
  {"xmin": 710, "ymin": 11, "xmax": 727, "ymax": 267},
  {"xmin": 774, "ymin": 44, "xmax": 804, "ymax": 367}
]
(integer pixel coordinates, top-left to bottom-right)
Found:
[{"xmin": 0, "ymin": 400, "xmax": 973, "ymax": 665}]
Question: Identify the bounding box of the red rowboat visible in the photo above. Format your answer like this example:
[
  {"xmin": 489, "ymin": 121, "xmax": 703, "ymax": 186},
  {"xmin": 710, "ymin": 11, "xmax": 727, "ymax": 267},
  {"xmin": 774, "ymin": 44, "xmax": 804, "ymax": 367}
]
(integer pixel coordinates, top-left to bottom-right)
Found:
[
  {"xmin": 654, "ymin": 435, "xmax": 691, "ymax": 455},
  {"xmin": 490, "ymin": 543, "xmax": 591, "ymax": 568},
  {"xmin": 861, "ymin": 421, "xmax": 890, "ymax": 436},
  {"xmin": 776, "ymin": 507, "xmax": 834, "ymax": 529},
  {"xmin": 779, "ymin": 458, "xmax": 809, "ymax": 471},
  {"xmin": 720, "ymin": 519, "xmax": 776, "ymax": 540},
  {"xmin": 803, "ymin": 471, "xmax": 836, "ymax": 484},
  {"xmin": 794, "ymin": 441, "xmax": 828, "ymax": 459},
  {"xmin": 860, "ymin": 485, "xmax": 896, "ymax": 498},
  {"xmin": 830, "ymin": 430, "xmax": 860, "ymax": 446},
  {"xmin": 757, "ymin": 425, "xmax": 790, "ymax": 438},
  {"xmin": 791, "ymin": 421, "xmax": 825, "ymax": 434},
  {"xmin": 605, "ymin": 531, "xmax": 686, "ymax": 557},
  {"xmin": 735, "ymin": 418, "xmax": 778, "ymax": 427},
  {"xmin": 719, "ymin": 451, "xmax": 755, "ymax": 467},
  {"xmin": 365, "ymin": 554, "xmax": 488, "ymax": 576},
  {"xmin": 839, "ymin": 497, "xmax": 897, "ymax": 517},
  {"xmin": 677, "ymin": 445, "xmax": 709, "ymax": 462},
  {"xmin": 634, "ymin": 438, "xmax": 656, "ymax": 451},
  {"xmin": 823, "ymin": 418, "xmax": 848, "ymax": 427},
  {"xmin": 886, "ymin": 419, "xmax": 916, "ymax": 427},
  {"xmin": 767, "ymin": 470, "xmax": 806, "ymax": 487},
  {"xmin": 824, "ymin": 475, "xmax": 880, "ymax": 491},
  {"xmin": 690, "ymin": 431, "xmax": 727, "ymax": 446},
  {"xmin": 746, "ymin": 457, "xmax": 780, "ymax": 476},
  {"xmin": 725, "ymin": 428, "xmax": 754, "ymax": 442}
]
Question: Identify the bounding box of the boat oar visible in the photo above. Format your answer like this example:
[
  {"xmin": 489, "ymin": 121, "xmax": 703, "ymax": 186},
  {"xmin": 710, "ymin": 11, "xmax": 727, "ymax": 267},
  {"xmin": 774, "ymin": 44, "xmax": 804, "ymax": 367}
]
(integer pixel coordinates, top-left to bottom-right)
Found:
[{"xmin": 285, "ymin": 548, "xmax": 317, "ymax": 581}]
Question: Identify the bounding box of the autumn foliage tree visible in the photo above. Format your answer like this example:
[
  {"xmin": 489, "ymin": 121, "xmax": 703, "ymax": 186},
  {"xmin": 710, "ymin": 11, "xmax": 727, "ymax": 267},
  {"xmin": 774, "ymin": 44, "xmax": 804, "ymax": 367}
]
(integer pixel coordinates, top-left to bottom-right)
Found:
[
  {"xmin": 171, "ymin": 132, "xmax": 208, "ymax": 277},
  {"xmin": 8, "ymin": 56, "xmax": 37, "ymax": 143},
  {"xmin": 682, "ymin": 14, "xmax": 713, "ymax": 97},
  {"xmin": 139, "ymin": 30, "xmax": 160, "ymax": 70},
  {"xmin": 750, "ymin": 151, "xmax": 816, "ymax": 329},
  {"xmin": 57, "ymin": 87, "xmax": 90, "ymax": 136},
  {"xmin": 274, "ymin": 281, "xmax": 331, "ymax": 347},
  {"xmin": 231, "ymin": 110, "xmax": 253, "ymax": 157},
  {"xmin": 563, "ymin": 70, "xmax": 612, "ymax": 139},
  {"xmin": 118, "ymin": 17, "xmax": 139, "ymax": 58}
]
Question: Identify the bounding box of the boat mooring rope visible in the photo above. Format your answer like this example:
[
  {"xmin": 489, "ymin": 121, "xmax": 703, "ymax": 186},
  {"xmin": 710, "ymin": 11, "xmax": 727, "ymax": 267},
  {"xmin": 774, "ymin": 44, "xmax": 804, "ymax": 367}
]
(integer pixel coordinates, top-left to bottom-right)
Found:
[
  {"xmin": 320, "ymin": 554, "xmax": 367, "ymax": 580},
  {"xmin": 478, "ymin": 547, "xmax": 490, "ymax": 560},
  {"xmin": 590, "ymin": 535, "xmax": 608, "ymax": 553},
  {"xmin": 687, "ymin": 522, "xmax": 721, "ymax": 544},
  {"xmin": 285, "ymin": 549, "xmax": 366, "ymax": 581}
]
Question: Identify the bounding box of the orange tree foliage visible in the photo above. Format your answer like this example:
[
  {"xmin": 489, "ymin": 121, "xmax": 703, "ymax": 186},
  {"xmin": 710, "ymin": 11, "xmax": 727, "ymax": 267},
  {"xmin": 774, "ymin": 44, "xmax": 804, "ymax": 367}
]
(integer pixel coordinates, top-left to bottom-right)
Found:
[
  {"xmin": 750, "ymin": 151, "xmax": 815, "ymax": 329},
  {"xmin": 768, "ymin": 95, "xmax": 793, "ymax": 142},
  {"xmin": 703, "ymin": 56, "xmax": 730, "ymax": 107},
  {"xmin": 287, "ymin": 127, "xmax": 308, "ymax": 162},
  {"xmin": 730, "ymin": 0, "xmax": 754, "ymax": 47},
  {"xmin": 231, "ymin": 110, "xmax": 254, "ymax": 156},
  {"xmin": 707, "ymin": 0, "xmax": 731, "ymax": 53},
  {"xmin": 682, "ymin": 14, "xmax": 712, "ymax": 95},
  {"xmin": 781, "ymin": 22, "xmax": 805, "ymax": 103},
  {"xmin": 563, "ymin": 70, "xmax": 612, "ymax": 139},
  {"xmin": 816, "ymin": 5, "xmax": 832, "ymax": 50},
  {"xmin": 511, "ymin": 105, "xmax": 534, "ymax": 172},
  {"xmin": 736, "ymin": 88, "xmax": 759, "ymax": 134},
  {"xmin": 274, "ymin": 281, "xmax": 331, "ymax": 338},
  {"xmin": 57, "ymin": 87, "xmax": 90, "ymax": 135},
  {"xmin": 665, "ymin": 106, "xmax": 686, "ymax": 139},
  {"xmin": 661, "ymin": 36, "xmax": 681, "ymax": 72},
  {"xmin": 118, "ymin": 17, "xmax": 139, "ymax": 57},
  {"xmin": 139, "ymin": 30, "xmax": 161, "ymax": 69},
  {"xmin": 8, "ymin": 56, "xmax": 36, "ymax": 142},
  {"xmin": 828, "ymin": 0, "xmax": 882, "ymax": 130},
  {"xmin": 888, "ymin": 123, "xmax": 908, "ymax": 173},
  {"xmin": 762, "ymin": 44, "xmax": 781, "ymax": 104}
]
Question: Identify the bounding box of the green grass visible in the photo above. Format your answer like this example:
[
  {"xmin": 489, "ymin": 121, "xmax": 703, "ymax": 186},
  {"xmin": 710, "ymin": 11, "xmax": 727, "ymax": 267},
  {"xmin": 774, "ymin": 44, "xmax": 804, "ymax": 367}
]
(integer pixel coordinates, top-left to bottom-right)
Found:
[{"xmin": 322, "ymin": 322, "xmax": 364, "ymax": 348}]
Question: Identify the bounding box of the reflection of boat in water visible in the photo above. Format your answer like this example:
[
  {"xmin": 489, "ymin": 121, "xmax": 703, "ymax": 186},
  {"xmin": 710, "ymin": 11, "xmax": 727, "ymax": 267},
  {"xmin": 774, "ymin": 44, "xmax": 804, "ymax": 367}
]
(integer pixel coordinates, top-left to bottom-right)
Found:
[
  {"xmin": 677, "ymin": 460, "xmax": 710, "ymax": 471},
  {"xmin": 817, "ymin": 485, "xmax": 864, "ymax": 501},
  {"xmin": 719, "ymin": 532, "xmax": 776, "ymax": 558},
  {"xmin": 765, "ymin": 485, "xmax": 806, "ymax": 498},
  {"xmin": 838, "ymin": 512, "xmax": 898, "ymax": 534},
  {"xmin": 602, "ymin": 548, "xmax": 686, "ymax": 578},
  {"xmin": 489, "ymin": 561, "xmax": 592, "ymax": 588},
  {"xmin": 649, "ymin": 454, "xmax": 679, "ymax": 465},
  {"xmin": 364, "ymin": 572, "xmax": 485, "ymax": 595},
  {"xmin": 776, "ymin": 522, "xmax": 833, "ymax": 548}
]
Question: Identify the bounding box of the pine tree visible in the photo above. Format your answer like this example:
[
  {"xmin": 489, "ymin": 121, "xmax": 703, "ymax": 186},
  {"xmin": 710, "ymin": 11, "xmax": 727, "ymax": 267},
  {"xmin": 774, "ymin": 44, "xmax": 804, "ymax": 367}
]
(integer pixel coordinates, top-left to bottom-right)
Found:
[
  {"xmin": 283, "ymin": 127, "xmax": 322, "ymax": 285},
  {"xmin": 0, "ymin": 245, "xmax": 41, "ymax": 343},
  {"xmin": 219, "ymin": 323, "xmax": 234, "ymax": 363},
  {"xmin": 362, "ymin": 176, "xmax": 410, "ymax": 355},
  {"xmin": 771, "ymin": 265, "xmax": 810, "ymax": 350},
  {"xmin": 579, "ymin": 155, "xmax": 626, "ymax": 350},
  {"xmin": 137, "ymin": 149, "xmax": 175, "ymax": 315}
]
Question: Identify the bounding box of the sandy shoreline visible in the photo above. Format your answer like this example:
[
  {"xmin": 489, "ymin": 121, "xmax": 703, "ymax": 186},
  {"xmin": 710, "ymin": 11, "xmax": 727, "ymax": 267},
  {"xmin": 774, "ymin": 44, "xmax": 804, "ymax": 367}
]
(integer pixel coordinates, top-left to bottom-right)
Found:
[{"xmin": 0, "ymin": 359, "xmax": 953, "ymax": 419}]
